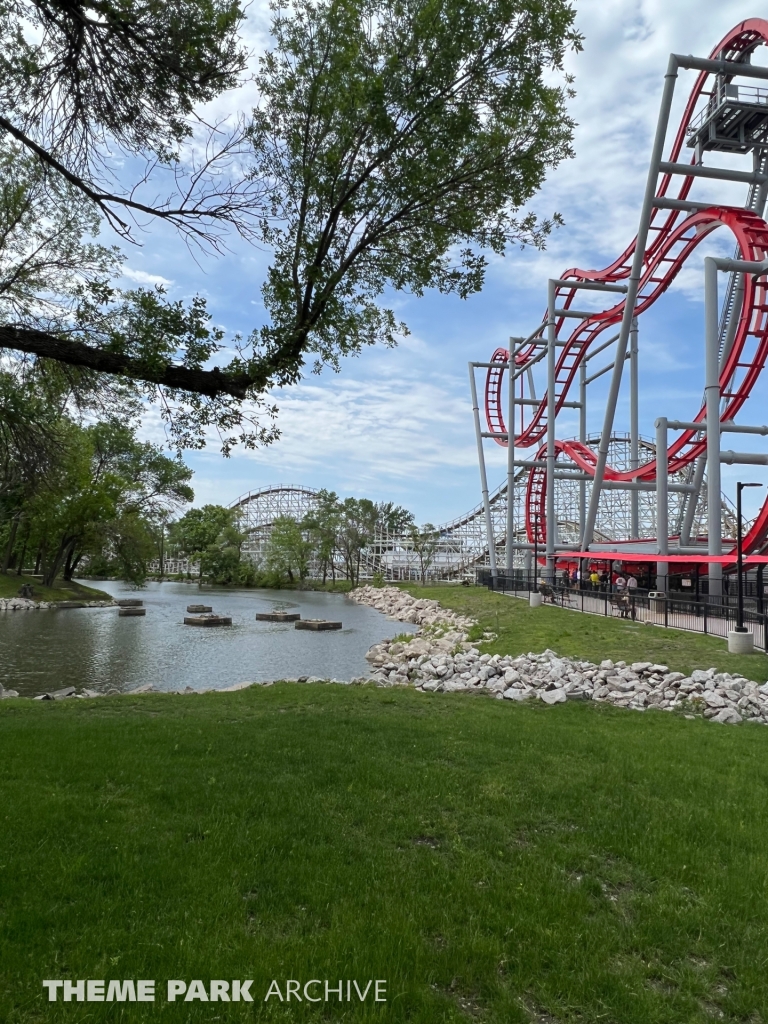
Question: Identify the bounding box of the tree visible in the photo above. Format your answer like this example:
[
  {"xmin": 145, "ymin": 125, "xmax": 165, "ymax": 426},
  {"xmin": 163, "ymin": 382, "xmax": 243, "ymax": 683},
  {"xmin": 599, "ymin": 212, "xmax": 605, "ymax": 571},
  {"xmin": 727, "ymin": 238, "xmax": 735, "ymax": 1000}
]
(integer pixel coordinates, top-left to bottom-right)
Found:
[
  {"xmin": 0, "ymin": 0, "xmax": 274, "ymax": 452},
  {"xmin": 302, "ymin": 489, "xmax": 341, "ymax": 583},
  {"xmin": 248, "ymin": 0, "xmax": 579, "ymax": 389},
  {"xmin": 24, "ymin": 421, "xmax": 122, "ymax": 586},
  {"xmin": 265, "ymin": 515, "xmax": 314, "ymax": 583},
  {"xmin": 18, "ymin": 417, "xmax": 195, "ymax": 584},
  {"xmin": 0, "ymin": 148, "xmax": 283, "ymax": 452},
  {"xmin": 0, "ymin": 368, "xmax": 70, "ymax": 572},
  {"xmin": 203, "ymin": 523, "xmax": 250, "ymax": 584},
  {"xmin": 0, "ymin": 0, "xmax": 252, "ymax": 241},
  {"xmin": 172, "ymin": 505, "xmax": 235, "ymax": 582},
  {"xmin": 408, "ymin": 522, "xmax": 440, "ymax": 583},
  {"xmin": 0, "ymin": 0, "xmax": 579, "ymax": 441},
  {"xmin": 336, "ymin": 497, "xmax": 380, "ymax": 585}
]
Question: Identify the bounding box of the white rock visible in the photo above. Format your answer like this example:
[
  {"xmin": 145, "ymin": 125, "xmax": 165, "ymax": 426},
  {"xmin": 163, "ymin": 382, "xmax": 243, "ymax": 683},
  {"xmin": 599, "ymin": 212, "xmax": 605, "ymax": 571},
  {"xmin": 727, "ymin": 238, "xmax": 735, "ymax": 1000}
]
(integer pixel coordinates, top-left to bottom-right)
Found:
[
  {"xmin": 711, "ymin": 708, "xmax": 743, "ymax": 725},
  {"xmin": 503, "ymin": 688, "xmax": 532, "ymax": 701},
  {"xmin": 704, "ymin": 692, "xmax": 726, "ymax": 708},
  {"xmin": 540, "ymin": 688, "xmax": 567, "ymax": 705}
]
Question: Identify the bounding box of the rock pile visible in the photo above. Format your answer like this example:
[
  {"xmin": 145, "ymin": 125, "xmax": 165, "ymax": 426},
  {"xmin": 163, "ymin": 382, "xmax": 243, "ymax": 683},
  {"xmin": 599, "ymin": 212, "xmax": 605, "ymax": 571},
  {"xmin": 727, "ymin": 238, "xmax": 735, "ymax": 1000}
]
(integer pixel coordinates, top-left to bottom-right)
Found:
[
  {"xmin": 351, "ymin": 585, "xmax": 768, "ymax": 725},
  {"xmin": 351, "ymin": 585, "xmax": 475, "ymax": 632}
]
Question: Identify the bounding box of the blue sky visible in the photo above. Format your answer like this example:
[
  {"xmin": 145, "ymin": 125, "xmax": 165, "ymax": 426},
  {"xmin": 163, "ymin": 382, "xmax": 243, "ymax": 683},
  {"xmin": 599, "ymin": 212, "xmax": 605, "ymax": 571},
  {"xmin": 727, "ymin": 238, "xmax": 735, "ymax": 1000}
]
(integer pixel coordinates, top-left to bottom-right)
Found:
[{"xmin": 118, "ymin": 1, "xmax": 768, "ymax": 525}]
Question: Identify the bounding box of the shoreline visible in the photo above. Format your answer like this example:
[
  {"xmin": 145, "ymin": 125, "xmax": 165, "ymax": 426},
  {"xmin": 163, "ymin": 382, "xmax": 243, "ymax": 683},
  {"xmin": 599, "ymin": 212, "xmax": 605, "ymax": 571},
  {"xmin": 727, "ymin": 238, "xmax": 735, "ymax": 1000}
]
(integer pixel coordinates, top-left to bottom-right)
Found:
[{"xmin": 3, "ymin": 586, "xmax": 767, "ymax": 725}]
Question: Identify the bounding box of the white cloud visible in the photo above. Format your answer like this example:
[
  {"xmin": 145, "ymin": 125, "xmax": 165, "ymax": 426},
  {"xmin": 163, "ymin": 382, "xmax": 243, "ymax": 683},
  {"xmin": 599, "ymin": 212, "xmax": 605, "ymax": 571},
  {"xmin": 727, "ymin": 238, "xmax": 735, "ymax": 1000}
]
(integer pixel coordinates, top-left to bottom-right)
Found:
[
  {"xmin": 122, "ymin": 267, "xmax": 174, "ymax": 288},
  {"xmin": 235, "ymin": 370, "xmax": 478, "ymax": 482}
]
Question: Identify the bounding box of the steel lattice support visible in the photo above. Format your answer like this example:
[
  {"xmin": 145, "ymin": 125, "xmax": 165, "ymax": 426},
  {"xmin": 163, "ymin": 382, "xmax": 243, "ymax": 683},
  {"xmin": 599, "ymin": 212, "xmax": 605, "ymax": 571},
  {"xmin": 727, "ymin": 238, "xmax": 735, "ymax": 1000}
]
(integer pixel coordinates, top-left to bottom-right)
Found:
[{"xmin": 475, "ymin": 19, "xmax": 768, "ymax": 577}]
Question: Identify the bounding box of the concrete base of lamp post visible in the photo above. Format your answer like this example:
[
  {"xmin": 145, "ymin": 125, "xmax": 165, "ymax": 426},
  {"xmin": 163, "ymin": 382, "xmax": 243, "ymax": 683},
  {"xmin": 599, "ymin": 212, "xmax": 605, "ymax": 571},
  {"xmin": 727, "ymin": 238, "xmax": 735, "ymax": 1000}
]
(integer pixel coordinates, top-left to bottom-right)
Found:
[
  {"xmin": 728, "ymin": 628, "xmax": 755, "ymax": 655},
  {"xmin": 529, "ymin": 593, "xmax": 543, "ymax": 608}
]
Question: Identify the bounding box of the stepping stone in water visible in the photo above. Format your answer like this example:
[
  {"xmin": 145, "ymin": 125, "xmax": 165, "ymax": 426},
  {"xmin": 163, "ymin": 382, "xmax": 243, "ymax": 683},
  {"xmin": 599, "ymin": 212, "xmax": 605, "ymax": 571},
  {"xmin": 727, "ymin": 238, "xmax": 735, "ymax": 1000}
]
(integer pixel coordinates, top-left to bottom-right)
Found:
[
  {"xmin": 115, "ymin": 599, "xmax": 143, "ymax": 607},
  {"xmin": 184, "ymin": 614, "xmax": 232, "ymax": 627},
  {"xmin": 187, "ymin": 604, "xmax": 213, "ymax": 613},
  {"xmin": 255, "ymin": 611, "xmax": 301, "ymax": 622},
  {"xmin": 119, "ymin": 607, "xmax": 146, "ymax": 617},
  {"xmin": 295, "ymin": 619, "xmax": 342, "ymax": 631}
]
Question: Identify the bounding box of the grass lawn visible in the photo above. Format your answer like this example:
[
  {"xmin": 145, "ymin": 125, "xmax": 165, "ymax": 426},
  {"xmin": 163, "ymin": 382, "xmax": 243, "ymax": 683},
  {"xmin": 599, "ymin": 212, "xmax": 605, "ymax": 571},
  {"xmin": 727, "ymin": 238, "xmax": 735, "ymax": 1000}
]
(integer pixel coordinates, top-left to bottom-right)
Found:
[
  {"xmin": 401, "ymin": 584, "xmax": 768, "ymax": 682},
  {"xmin": 0, "ymin": 572, "xmax": 110, "ymax": 604},
  {"xmin": 2, "ymin": 685, "xmax": 768, "ymax": 1022}
]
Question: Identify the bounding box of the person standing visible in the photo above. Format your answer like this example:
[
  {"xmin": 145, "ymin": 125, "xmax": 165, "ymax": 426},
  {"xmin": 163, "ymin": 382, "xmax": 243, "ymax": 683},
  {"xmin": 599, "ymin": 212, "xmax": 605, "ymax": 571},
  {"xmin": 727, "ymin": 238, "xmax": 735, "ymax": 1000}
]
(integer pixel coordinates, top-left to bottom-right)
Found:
[{"xmin": 627, "ymin": 574, "xmax": 638, "ymax": 620}]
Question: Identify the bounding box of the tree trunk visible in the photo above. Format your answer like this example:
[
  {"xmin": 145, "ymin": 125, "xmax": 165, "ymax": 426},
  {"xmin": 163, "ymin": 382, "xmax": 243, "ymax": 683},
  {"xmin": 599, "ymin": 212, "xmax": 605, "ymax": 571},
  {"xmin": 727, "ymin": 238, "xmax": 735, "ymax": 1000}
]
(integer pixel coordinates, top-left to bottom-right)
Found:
[
  {"xmin": 2, "ymin": 516, "xmax": 20, "ymax": 574},
  {"xmin": 43, "ymin": 540, "xmax": 68, "ymax": 587},
  {"xmin": 16, "ymin": 521, "xmax": 30, "ymax": 576},
  {"xmin": 63, "ymin": 541, "xmax": 78, "ymax": 581}
]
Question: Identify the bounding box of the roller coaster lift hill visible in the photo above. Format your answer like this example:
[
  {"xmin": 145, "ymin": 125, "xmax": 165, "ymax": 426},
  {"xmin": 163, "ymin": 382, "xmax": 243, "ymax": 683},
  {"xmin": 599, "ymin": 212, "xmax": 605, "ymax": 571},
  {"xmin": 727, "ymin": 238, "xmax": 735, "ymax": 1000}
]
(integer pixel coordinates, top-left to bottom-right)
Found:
[{"xmin": 470, "ymin": 20, "xmax": 768, "ymax": 597}]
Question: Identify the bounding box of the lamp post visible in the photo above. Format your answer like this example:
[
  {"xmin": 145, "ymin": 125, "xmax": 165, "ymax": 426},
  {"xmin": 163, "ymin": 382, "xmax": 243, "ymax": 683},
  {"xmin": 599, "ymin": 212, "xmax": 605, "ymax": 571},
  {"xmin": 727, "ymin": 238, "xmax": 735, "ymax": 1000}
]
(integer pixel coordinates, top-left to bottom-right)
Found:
[{"xmin": 736, "ymin": 481, "xmax": 763, "ymax": 631}]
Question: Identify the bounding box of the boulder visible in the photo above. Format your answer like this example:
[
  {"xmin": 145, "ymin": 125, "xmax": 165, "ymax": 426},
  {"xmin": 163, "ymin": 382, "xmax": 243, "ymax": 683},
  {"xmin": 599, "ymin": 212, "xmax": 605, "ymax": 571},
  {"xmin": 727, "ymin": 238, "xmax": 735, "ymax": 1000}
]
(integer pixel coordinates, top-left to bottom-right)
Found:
[
  {"xmin": 540, "ymin": 688, "xmax": 567, "ymax": 705},
  {"xmin": 711, "ymin": 708, "xmax": 743, "ymax": 725}
]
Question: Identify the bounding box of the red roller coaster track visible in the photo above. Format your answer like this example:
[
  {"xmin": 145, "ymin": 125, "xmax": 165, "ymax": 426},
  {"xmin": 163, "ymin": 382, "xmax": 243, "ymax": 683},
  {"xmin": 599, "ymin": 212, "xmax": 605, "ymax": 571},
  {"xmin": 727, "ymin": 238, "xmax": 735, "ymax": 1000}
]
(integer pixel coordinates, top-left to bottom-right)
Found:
[{"xmin": 484, "ymin": 19, "xmax": 768, "ymax": 558}]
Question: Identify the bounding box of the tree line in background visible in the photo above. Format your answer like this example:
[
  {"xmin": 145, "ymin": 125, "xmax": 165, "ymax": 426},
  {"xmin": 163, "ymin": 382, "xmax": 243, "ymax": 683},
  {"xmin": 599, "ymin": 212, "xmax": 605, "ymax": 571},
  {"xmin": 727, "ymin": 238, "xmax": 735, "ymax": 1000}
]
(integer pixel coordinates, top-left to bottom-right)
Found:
[
  {"xmin": 168, "ymin": 490, "xmax": 443, "ymax": 588},
  {"xmin": 0, "ymin": 366, "xmax": 194, "ymax": 587}
]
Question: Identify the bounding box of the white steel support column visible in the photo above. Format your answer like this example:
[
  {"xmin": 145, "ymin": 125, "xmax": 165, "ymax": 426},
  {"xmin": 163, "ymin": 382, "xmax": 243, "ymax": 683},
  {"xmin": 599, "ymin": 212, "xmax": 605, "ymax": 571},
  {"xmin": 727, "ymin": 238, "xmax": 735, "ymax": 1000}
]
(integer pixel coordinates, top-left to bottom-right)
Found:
[
  {"xmin": 581, "ymin": 55, "xmax": 679, "ymax": 553},
  {"xmin": 704, "ymin": 258, "xmax": 722, "ymax": 597},
  {"xmin": 680, "ymin": 453, "xmax": 706, "ymax": 545},
  {"xmin": 655, "ymin": 416, "xmax": 669, "ymax": 593},
  {"xmin": 579, "ymin": 361, "xmax": 587, "ymax": 540},
  {"xmin": 505, "ymin": 354, "xmax": 516, "ymax": 575},
  {"xmin": 469, "ymin": 363, "xmax": 498, "ymax": 578},
  {"xmin": 630, "ymin": 317, "xmax": 640, "ymax": 539},
  {"xmin": 545, "ymin": 279, "xmax": 557, "ymax": 582}
]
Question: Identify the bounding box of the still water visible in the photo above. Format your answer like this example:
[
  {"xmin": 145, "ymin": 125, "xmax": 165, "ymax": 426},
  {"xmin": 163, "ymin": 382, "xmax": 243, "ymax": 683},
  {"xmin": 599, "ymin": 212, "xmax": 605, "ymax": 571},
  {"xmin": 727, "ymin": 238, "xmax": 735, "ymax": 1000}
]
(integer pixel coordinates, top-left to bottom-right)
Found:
[{"xmin": 1, "ymin": 581, "xmax": 415, "ymax": 697}]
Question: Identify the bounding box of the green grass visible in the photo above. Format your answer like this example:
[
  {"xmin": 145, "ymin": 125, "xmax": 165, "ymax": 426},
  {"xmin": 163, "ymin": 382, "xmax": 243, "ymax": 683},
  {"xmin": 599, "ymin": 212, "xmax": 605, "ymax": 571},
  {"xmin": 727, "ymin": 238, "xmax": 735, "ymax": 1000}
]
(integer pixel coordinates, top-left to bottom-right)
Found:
[
  {"xmin": 0, "ymin": 572, "xmax": 110, "ymax": 603},
  {"xmin": 400, "ymin": 584, "xmax": 768, "ymax": 682},
  {"xmin": 3, "ymin": 685, "xmax": 768, "ymax": 1022}
]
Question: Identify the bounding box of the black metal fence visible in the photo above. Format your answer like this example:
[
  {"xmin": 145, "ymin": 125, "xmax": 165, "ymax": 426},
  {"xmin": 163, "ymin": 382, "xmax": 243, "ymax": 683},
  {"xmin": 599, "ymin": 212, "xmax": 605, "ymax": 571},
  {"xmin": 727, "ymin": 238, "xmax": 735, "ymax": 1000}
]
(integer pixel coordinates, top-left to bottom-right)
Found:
[{"xmin": 477, "ymin": 570, "xmax": 768, "ymax": 652}]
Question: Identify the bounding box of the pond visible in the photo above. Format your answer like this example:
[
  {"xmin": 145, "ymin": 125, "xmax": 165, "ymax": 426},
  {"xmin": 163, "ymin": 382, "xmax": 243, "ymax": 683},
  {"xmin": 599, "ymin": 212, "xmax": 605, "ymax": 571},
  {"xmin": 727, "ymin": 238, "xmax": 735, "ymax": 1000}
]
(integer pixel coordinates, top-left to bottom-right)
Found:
[{"xmin": 1, "ymin": 581, "xmax": 416, "ymax": 697}]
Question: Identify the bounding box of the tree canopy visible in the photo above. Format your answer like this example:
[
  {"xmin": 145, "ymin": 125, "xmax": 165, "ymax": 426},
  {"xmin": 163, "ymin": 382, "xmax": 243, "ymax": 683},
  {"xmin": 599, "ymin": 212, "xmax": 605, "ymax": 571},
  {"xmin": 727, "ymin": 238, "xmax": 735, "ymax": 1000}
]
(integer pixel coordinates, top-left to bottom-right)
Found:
[
  {"xmin": 1, "ymin": 410, "xmax": 194, "ymax": 584},
  {"xmin": 0, "ymin": 0, "xmax": 252, "ymax": 238},
  {"xmin": 0, "ymin": 0, "xmax": 580, "ymax": 451}
]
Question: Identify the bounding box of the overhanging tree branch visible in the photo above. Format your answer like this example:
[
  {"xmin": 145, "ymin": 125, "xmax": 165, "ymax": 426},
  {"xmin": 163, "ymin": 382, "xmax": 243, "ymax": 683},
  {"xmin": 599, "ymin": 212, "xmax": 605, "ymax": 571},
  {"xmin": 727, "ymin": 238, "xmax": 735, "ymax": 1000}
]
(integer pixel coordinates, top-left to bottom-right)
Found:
[{"xmin": 0, "ymin": 327, "xmax": 256, "ymax": 399}]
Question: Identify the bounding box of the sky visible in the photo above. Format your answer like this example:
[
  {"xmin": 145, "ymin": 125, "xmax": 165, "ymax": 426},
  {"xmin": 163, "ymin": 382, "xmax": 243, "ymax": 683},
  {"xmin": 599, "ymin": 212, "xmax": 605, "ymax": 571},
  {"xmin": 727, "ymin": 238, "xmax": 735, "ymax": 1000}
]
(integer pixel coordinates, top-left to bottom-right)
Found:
[{"xmin": 116, "ymin": 1, "xmax": 768, "ymax": 525}]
